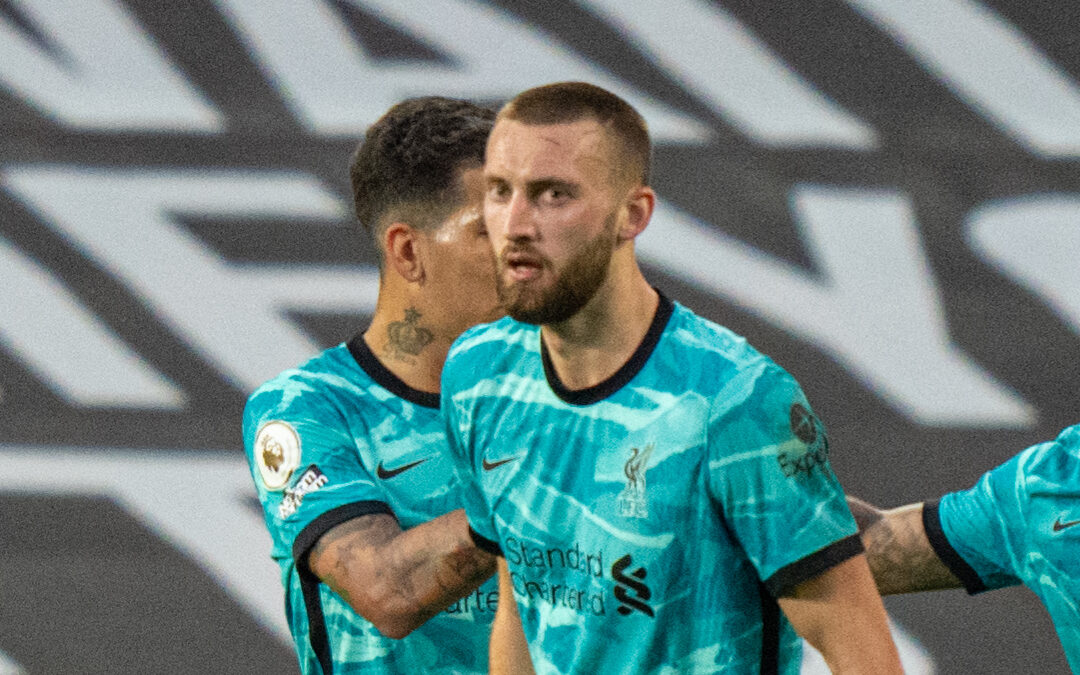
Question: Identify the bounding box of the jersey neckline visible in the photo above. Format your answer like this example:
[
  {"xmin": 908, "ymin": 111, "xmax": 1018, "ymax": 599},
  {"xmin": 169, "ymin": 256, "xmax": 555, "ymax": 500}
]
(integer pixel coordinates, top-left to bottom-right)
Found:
[
  {"xmin": 540, "ymin": 290, "xmax": 674, "ymax": 406},
  {"xmin": 346, "ymin": 333, "xmax": 440, "ymax": 409}
]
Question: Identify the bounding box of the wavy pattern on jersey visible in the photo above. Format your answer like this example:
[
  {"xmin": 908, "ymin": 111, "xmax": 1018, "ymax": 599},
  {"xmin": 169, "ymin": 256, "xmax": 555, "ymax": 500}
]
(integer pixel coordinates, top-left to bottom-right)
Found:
[
  {"xmin": 939, "ymin": 423, "xmax": 1080, "ymax": 672},
  {"xmin": 445, "ymin": 303, "xmax": 856, "ymax": 674},
  {"xmin": 245, "ymin": 343, "xmax": 494, "ymax": 675}
]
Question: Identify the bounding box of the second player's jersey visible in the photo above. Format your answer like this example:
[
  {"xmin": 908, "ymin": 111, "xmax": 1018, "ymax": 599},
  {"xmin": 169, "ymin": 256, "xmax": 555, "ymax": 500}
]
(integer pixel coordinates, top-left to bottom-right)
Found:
[
  {"xmin": 243, "ymin": 335, "xmax": 496, "ymax": 675},
  {"xmin": 926, "ymin": 423, "xmax": 1080, "ymax": 672},
  {"xmin": 442, "ymin": 294, "xmax": 861, "ymax": 675}
]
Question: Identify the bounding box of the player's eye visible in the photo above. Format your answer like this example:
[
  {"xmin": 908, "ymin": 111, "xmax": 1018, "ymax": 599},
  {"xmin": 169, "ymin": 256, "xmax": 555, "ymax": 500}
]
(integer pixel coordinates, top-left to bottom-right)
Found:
[
  {"xmin": 540, "ymin": 186, "xmax": 573, "ymax": 205},
  {"xmin": 486, "ymin": 181, "xmax": 510, "ymax": 202}
]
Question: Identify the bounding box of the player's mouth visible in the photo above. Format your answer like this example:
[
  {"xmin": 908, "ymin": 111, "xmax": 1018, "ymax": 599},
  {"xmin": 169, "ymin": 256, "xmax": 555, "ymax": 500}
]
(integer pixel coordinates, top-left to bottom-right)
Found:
[{"xmin": 503, "ymin": 249, "xmax": 545, "ymax": 282}]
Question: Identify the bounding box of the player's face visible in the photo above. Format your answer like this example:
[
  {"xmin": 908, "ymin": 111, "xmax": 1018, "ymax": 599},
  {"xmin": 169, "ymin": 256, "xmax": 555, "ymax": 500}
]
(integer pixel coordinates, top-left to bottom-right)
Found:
[
  {"xmin": 421, "ymin": 165, "xmax": 503, "ymax": 335},
  {"xmin": 483, "ymin": 118, "xmax": 622, "ymax": 325}
]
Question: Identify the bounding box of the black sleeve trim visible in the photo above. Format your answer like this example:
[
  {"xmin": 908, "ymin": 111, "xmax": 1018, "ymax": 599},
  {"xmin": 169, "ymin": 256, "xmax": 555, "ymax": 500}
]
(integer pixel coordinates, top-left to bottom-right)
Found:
[
  {"xmin": 291, "ymin": 501, "xmax": 395, "ymax": 675},
  {"xmin": 764, "ymin": 534, "xmax": 864, "ymax": 598},
  {"xmin": 757, "ymin": 582, "xmax": 781, "ymax": 675},
  {"xmin": 922, "ymin": 499, "xmax": 987, "ymax": 594},
  {"xmin": 469, "ymin": 526, "xmax": 503, "ymax": 557},
  {"xmin": 291, "ymin": 501, "xmax": 395, "ymax": 571},
  {"xmin": 297, "ymin": 566, "xmax": 333, "ymax": 675}
]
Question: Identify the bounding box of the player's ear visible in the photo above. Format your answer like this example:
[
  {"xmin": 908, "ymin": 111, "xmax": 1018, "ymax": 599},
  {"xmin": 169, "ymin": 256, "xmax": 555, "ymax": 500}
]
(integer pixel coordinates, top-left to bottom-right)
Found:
[
  {"xmin": 619, "ymin": 185, "xmax": 655, "ymax": 242},
  {"xmin": 385, "ymin": 222, "xmax": 425, "ymax": 284}
]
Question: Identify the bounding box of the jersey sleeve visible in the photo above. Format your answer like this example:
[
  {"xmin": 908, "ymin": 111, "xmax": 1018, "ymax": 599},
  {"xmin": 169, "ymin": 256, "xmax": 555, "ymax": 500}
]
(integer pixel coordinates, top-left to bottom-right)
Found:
[
  {"xmin": 706, "ymin": 362, "xmax": 861, "ymax": 597},
  {"xmin": 243, "ymin": 378, "xmax": 392, "ymax": 570},
  {"xmin": 924, "ymin": 446, "xmax": 1034, "ymax": 593},
  {"xmin": 440, "ymin": 351, "xmax": 501, "ymax": 555}
]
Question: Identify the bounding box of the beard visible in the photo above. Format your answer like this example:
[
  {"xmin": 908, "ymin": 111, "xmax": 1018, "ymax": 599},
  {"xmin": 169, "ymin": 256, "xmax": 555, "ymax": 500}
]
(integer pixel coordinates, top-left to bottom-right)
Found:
[{"xmin": 497, "ymin": 212, "xmax": 618, "ymax": 325}]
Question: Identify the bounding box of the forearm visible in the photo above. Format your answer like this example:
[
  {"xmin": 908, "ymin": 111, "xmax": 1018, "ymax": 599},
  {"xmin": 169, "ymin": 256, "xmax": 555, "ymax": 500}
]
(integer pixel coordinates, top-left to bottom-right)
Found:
[
  {"xmin": 382, "ymin": 509, "xmax": 495, "ymax": 611},
  {"xmin": 490, "ymin": 559, "xmax": 534, "ymax": 675},
  {"xmin": 853, "ymin": 500, "xmax": 962, "ymax": 595},
  {"xmin": 310, "ymin": 509, "xmax": 495, "ymax": 638}
]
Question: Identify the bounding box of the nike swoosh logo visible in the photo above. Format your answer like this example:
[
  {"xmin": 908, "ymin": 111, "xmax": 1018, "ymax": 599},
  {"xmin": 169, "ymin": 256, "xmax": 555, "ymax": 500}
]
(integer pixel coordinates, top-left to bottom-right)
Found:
[
  {"xmin": 482, "ymin": 456, "xmax": 520, "ymax": 471},
  {"xmin": 1052, "ymin": 517, "xmax": 1080, "ymax": 532},
  {"xmin": 376, "ymin": 458, "xmax": 429, "ymax": 480}
]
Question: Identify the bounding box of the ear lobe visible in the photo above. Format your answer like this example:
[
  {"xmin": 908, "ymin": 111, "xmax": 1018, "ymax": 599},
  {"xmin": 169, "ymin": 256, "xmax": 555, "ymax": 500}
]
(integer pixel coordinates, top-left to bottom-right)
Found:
[
  {"xmin": 620, "ymin": 186, "xmax": 656, "ymax": 241},
  {"xmin": 385, "ymin": 222, "xmax": 425, "ymax": 283}
]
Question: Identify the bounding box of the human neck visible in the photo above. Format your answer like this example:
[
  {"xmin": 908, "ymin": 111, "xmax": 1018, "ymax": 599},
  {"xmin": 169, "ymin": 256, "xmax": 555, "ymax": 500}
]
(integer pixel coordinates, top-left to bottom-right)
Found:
[
  {"xmin": 540, "ymin": 271, "xmax": 658, "ymax": 392},
  {"xmin": 363, "ymin": 295, "xmax": 454, "ymax": 395}
]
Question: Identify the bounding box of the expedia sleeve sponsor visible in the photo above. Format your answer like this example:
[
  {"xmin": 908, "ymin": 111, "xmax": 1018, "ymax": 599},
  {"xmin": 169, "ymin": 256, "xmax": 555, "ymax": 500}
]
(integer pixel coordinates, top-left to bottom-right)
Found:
[
  {"xmin": 706, "ymin": 363, "xmax": 859, "ymax": 587},
  {"xmin": 776, "ymin": 402, "xmax": 833, "ymax": 479}
]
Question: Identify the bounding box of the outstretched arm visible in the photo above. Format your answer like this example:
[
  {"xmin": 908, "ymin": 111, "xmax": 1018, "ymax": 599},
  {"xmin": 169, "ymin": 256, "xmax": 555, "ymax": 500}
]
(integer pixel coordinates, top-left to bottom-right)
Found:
[
  {"xmin": 777, "ymin": 553, "xmax": 903, "ymax": 674},
  {"xmin": 308, "ymin": 508, "xmax": 495, "ymax": 639},
  {"xmin": 847, "ymin": 496, "xmax": 962, "ymax": 595}
]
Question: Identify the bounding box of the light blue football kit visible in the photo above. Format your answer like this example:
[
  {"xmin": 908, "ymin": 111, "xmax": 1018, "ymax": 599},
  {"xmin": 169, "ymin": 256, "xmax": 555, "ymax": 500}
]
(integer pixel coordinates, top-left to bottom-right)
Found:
[
  {"xmin": 443, "ymin": 294, "xmax": 862, "ymax": 674},
  {"xmin": 925, "ymin": 423, "xmax": 1080, "ymax": 672},
  {"xmin": 243, "ymin": 335, "xmax": 495, "ymax": 674}
]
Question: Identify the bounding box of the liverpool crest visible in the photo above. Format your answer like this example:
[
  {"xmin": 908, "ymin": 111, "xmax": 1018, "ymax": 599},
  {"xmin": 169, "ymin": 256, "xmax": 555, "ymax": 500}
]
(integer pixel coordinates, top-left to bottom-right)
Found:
[{"xmin": 618, "ymin": 443, "xmax": 654, "ymax": 518}]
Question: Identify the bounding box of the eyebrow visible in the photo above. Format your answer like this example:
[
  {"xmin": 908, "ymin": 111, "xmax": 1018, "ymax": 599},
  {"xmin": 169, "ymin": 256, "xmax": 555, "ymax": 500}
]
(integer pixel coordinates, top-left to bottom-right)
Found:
[{"xmin": 527, "ymin": 178, "xmax": 577, "ymax": 192}]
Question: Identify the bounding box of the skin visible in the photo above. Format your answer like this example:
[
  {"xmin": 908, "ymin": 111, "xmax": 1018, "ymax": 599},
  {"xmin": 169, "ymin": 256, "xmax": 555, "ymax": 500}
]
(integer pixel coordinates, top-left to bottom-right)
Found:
[
  {"xmin": 367, "ymin": 165, "xmax": 502, "ymax": 391},
  {"xmin": 484, "ymin": 118, "xmax": 658, "ymax": 390},
  {"xmin": 307, "ymin": 163, "xmax": 500, "ymax": 639},
  {"xmin": 848, "ymin": 496, "xmax": 964, "ymax": 595},
  {"xmin": 489, "ymin": 559, "xmax": 534, "ymax": 675},
  {"xmin": 310, "ymin": 510, "xmax": 493, "ymax": 639},
  {"xmin": 483, "ymin": 117, "xmax": 903, "ymax": 673}
]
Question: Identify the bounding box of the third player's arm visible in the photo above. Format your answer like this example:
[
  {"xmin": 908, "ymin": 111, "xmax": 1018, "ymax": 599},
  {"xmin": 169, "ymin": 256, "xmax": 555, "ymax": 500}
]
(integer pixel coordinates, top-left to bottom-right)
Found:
[
  {"xmin": 489, "ymin": 557, "xmax": 534, "ymax": 675},
  {"xmin": 777, "ymin": 553, "xmax": 903, "ymax": 674},
  {"xmin": 847, "ymin": 496, "xmax": 963, "ymax": 595},
  {"xmin": 308, "ymin": 508, "xmax": 495, "ymax": 639}
]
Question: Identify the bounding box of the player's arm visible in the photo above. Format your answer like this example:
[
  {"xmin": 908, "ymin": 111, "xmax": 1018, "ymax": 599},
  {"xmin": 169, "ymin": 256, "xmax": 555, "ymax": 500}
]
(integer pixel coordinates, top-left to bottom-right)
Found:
[
  {"xmin": 847, "ymin": 496, "xmax": 963, "ymax": 595},
  {"xmin": 489, "ymin": 557, "xmax": 534, "ymax": 675},
  {"xmin": 307, "ymin": 507, "xmax": 494, "ymax": 639},
  {"xmin": 777, "ymin": 553, "xmax": 903, "ymax": 674}
]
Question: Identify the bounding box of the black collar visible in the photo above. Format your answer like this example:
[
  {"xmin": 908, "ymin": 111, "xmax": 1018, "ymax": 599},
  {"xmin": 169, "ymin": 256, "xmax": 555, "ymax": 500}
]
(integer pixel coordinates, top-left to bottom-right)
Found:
[
  {"xmin": 346, "ymin": 334, "xmax": 440, "ymax": 409},
  {"xmin": 541, "ymin": 291, "xmax": 674, "ymax": 406}
]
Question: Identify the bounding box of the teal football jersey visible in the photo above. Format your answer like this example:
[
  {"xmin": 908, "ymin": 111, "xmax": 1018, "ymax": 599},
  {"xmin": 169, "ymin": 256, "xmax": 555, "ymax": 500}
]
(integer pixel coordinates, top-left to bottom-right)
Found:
[
  {"xmin": 243, "ymin": 335, "xmax": 495, "ymax": 675},
  {"xmin": 926, "ymin": 423, "xmax": 1080, "ymax": 672},
  {"xmin": 442, "ymin": 294, "xmax": 861, "ymax": 674}
]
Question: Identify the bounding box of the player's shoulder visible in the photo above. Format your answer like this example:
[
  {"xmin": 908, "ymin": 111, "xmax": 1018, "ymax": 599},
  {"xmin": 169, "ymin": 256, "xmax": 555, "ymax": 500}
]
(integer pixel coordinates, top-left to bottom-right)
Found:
[
  {"xmin": 1004, "ymin": 422, "xmax": 1080, "ymax": 485},
  {"xmin": 446, "ymin": 317, "xmax": 535, "ymax": 374},
  {"xmin": 1050, "ymin": 423, "xmax": 1080, "ymax": 457},
  {"xmin": 452, "ymin": 316, "xmax": 533, "ymax": 353},
  {"xmin": 244, "ymin": 342, "xmax": 369, "ymax": 421},
  {"xmin": 664, "ymin": 300, "xmax": 791, "ymax": 388},
  {"xmin": 247, "ymin": 342, "xmax": 355, "ymax": 396}
]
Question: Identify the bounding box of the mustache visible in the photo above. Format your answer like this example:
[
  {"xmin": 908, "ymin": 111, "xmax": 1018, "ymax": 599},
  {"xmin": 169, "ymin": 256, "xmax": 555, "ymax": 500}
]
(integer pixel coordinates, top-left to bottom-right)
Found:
[{"xmin": 499, "ymin": 244, "xmax": 548, "ymax": 267}]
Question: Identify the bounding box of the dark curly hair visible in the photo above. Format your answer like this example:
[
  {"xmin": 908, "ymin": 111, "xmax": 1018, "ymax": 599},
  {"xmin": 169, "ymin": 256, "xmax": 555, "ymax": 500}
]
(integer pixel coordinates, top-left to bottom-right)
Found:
[{"xmin": 349, "ymin": 97, "xmax": 495, "ymax": 264}]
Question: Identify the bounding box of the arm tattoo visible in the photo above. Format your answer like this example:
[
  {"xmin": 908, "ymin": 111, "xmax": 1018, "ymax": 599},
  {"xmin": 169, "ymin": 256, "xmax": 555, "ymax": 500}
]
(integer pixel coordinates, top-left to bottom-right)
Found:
[
  {"xmin": 311, "ymin": 516, "xmax": 385, "ymax": 557},
  {"xmin": 308, "ymin": 510, "xmax": 495, "ymax": 631},
  {"xmin": 310, "ymin": 516, "xmax": 397, "ymax": 604},
  {"xmin": 860, "ymin": 503, "xmax": 961, "ymax": 594}
]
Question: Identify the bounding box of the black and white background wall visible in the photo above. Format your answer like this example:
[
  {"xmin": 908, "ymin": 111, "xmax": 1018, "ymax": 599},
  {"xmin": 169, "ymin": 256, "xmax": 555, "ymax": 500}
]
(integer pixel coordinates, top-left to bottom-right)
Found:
[{"xmin": 0, "ymin": 1, "xmax": 1076, "ymax": 672}]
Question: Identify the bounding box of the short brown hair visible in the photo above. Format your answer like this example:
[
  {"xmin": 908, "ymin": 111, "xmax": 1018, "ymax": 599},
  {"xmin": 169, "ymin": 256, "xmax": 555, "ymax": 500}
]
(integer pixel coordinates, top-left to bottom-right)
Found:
[{"xmin": 497, "ymin": 81, "xmax": 651, "ymax": 187}]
